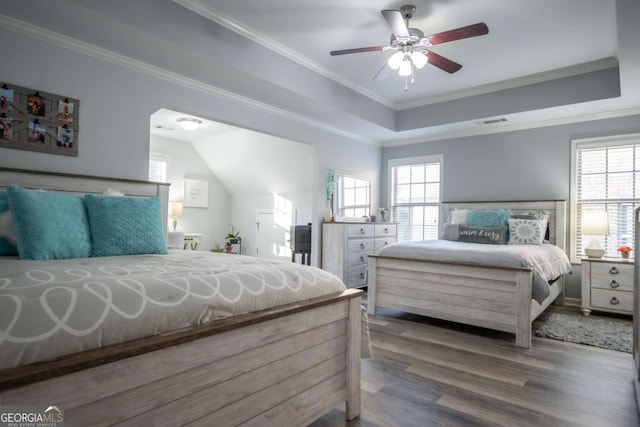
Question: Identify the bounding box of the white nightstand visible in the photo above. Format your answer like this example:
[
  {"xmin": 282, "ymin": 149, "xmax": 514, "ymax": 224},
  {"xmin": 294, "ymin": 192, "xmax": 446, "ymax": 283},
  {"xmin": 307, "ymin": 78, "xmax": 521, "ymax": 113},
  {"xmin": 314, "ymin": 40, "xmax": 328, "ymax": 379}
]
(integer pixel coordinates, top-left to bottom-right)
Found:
[
  {"xmin": 183, "ymin": 233, "xmax": 203, "ymax": 250},
  {"xmin": 581, "ymin": 257, "xmax": 634, "ymax": 316}
]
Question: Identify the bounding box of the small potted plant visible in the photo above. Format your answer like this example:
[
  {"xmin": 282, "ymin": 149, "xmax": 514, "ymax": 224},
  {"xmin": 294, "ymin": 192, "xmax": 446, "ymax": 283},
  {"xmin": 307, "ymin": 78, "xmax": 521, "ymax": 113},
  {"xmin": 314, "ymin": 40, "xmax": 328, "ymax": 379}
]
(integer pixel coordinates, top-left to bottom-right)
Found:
[
  {"xmin": 617, "ymin": 245, "xmax": 632, "ymax": 259},
  {"xmin": 225, "ymin": 231, "xmax": 241, "ymax": 254}
]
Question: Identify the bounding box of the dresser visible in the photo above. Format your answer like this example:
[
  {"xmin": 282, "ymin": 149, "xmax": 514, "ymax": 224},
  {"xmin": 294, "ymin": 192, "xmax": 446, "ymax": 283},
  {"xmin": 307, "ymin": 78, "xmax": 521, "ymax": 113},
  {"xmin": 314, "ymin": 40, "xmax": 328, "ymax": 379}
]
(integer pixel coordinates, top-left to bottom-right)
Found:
[
  {"xmin": 322, "ymin": 222, "xmax": 397, "ymax": 288},
  {"xmin": 581, "ymin": 257, "xmax": 634, "ymax": 316}
]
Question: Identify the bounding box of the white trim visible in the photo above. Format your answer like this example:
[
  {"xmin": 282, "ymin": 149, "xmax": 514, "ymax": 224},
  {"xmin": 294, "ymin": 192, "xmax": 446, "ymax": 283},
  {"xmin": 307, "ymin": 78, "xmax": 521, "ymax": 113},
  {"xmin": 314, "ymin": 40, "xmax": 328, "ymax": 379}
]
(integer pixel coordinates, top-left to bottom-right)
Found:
[
  {"xmin": 0, "ymin": 13, "xmax": 371, "ymax": 146},
  {"xmin": 569, "ymin": 132, "xmax": 640, "ymax": 262},
  {"xmin": 172, "ymin": 0, "xmax": 393, "ymax": 108}
]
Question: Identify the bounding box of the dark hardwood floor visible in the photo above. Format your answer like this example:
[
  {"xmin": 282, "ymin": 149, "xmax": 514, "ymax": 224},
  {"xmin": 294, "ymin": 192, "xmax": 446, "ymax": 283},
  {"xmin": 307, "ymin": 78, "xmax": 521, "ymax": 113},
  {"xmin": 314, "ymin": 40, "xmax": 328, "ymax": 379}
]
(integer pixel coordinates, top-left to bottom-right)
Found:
[{"xmin": 311, "ymin": 304, "xmax": 639, "ymax": 427}]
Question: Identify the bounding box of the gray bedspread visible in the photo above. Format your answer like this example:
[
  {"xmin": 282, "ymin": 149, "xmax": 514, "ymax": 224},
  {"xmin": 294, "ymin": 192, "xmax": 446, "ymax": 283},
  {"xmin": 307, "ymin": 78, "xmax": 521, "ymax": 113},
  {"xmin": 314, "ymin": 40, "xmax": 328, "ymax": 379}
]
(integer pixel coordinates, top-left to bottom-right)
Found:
[
  {"xmin": 0, "ymin": 251, "xmax": 351, "ymax": 370},
  {"xmin": 377, "ymin": 240, "xmax": 572, "ymax": 304}
]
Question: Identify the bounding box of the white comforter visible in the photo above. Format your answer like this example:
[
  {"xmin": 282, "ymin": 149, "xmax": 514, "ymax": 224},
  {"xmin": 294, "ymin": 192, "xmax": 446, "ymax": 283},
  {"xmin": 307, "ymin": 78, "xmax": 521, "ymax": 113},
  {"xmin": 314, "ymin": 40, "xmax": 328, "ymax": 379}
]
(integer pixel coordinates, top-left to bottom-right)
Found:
[
  {"xmin": 0, "ymin": 251, "xmax": 347, "ymax": 370},
  {"xmin": 377, "ymin": 240, "xmax": 573, "ymax": 304}
]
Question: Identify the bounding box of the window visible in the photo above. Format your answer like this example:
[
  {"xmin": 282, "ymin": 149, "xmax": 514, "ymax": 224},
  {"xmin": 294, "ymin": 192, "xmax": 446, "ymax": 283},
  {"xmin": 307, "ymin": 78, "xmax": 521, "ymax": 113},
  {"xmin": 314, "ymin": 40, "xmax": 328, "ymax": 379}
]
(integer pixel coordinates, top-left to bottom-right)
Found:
[
  {"xmin": 149, "ymin": 152, "xmax": 168, "ymax": 183},
  {"xmin": 571, "ymin": 134, "xmax": 640, "ymax": 261},
  {"xmin": 335, "ymin": 173, "xmax": 371, "ymax": 219},
  {"xmin": 389, "ymin": 155, "xmax": 443, "ymax": 242}
]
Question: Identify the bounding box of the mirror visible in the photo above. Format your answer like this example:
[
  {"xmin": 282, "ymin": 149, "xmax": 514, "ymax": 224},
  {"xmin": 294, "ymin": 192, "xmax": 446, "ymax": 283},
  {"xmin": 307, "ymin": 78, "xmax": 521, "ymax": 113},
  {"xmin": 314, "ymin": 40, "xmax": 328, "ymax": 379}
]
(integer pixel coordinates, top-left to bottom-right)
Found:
[{"xmin": 333, "ymin": 172, "xmax": 371, "ymax": 220}]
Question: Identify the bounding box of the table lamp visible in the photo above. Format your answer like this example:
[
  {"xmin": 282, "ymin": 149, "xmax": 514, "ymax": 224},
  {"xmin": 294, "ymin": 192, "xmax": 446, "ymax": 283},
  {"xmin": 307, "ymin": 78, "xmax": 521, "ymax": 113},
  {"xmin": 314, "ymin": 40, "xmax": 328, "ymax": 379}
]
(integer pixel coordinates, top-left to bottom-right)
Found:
[
  {"xmin": 581, "ymin": 210, "xmax": 609, "ymax": 258},
  {"xmin": 170, "ymin": 201, "xmax": 183, "ymax": 231}
]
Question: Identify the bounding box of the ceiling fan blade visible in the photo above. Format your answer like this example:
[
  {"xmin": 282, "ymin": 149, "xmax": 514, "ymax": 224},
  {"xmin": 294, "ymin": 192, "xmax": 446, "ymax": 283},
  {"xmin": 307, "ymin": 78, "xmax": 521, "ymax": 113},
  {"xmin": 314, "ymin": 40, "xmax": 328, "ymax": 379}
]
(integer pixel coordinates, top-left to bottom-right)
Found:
[
  {"xmin": 427, "ymin": 23, "xmax": 489, "ymax": 45},
  {"xmin": 373, "ymin": 63, "xmax": 390, "ymax": 81},
  {"xmin": 330, "ymin": 46, "xmax": 386, "ymax": 56},
  {"xmin": 381, "ymin": 10, "xmax": 410, "ymax": 38},
  {"xmin": 426, "ymin": 50, "xmax": 462, "ymax": 73}
]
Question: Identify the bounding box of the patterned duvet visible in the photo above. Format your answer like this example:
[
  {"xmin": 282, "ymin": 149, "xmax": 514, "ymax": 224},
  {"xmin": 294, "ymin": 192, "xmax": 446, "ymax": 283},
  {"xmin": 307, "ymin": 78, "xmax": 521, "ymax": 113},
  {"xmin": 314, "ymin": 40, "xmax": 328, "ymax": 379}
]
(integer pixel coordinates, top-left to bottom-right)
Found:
[{"xmin": 0, "ymin": 251, "xmax": 347, "ymax": 370}]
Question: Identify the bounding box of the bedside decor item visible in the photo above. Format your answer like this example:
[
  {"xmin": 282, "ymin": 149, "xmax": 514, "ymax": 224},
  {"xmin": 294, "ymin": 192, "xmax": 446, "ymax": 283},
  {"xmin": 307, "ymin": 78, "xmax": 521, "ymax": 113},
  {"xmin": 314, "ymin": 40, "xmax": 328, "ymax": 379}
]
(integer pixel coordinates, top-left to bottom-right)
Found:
[
  {"xmin": 378, "ymin": 207, "xmax": 387, "ymax": 222},
  {"xmin": 225, "ymin": 230, "xmax": 241, "ymax": 254},
  {"xmin": 618, "ymin": 245, "xmax": 632, "ymax": 258},
  {"xmin": 581, "ymin": 210, "xmax": 609, "ymax": 258},
  {"xmin": 169, "ymin": 201, "xmax": 183, "ymax": 231},
  {"xmin": 324, "ymin": 169, "xmax": 335, "ymax": 222},
  {"xmin": 183, "ymin": 179, "xmax": 208, "ymax": 208},
  {"xmin": 0, "ymin": 82, "xmax": 79, "ymax": 157}
]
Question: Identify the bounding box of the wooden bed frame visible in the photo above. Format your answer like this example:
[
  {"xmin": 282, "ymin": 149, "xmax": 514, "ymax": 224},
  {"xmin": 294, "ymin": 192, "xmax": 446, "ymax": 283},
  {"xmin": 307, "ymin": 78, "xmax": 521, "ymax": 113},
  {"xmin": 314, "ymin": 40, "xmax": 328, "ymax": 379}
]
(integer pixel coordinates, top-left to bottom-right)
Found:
[
  {"xmin": 368, "ymin": 200, "xmax": 567, "ymax": 349},
  {"xmin": 0, "ymin": 167, "xmax": 362, "ymax": 426}
]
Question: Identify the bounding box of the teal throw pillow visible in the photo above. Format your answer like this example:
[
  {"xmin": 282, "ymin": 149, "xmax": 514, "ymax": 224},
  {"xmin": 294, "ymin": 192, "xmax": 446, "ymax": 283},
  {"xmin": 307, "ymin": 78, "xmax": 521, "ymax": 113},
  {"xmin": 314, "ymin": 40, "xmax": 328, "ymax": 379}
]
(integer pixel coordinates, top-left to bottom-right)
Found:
[
  {"xmin": 7, "ymin": 185, "xmax": 92, "ymax": 260},
  {"xmin": 466, "ymin": 209, "xmax": 511, "ymax": 227},
  {"xmin": 84, "ymin": 194, "xmax": 167, "ymax": 257},
  {"xmin": 0, "ymin": 190, "xmax": 19, "ymax": 256}
]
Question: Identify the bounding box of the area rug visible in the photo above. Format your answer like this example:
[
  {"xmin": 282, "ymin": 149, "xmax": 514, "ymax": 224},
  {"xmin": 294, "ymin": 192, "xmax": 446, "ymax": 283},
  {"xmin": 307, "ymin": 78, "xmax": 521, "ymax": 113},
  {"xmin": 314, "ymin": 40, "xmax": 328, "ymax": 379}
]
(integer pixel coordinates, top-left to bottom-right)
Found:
[{"xmin": 534, "ymin": 312, "xmax": 632, "ymax": 353}]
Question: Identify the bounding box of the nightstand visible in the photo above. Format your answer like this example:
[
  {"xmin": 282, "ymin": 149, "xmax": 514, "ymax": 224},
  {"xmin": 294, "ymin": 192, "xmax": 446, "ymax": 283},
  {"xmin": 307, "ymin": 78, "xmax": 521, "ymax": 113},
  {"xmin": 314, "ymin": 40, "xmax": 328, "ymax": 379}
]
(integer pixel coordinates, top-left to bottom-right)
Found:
[
  {"xmin": 581, "ymin": 257, "xmax": 634, "ymax": 316},
  {"xmin": 183, "ymin": 233, "xmax": 203, "ymax": 250}
]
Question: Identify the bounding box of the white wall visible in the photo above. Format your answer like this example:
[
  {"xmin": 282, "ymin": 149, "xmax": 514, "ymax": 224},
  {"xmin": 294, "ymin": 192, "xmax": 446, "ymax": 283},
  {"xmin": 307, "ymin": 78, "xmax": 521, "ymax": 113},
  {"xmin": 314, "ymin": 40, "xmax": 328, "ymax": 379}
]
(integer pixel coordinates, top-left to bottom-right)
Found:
[{"xmin": 149, "ymin": 135, "xmax": 229, "ymax": 251}]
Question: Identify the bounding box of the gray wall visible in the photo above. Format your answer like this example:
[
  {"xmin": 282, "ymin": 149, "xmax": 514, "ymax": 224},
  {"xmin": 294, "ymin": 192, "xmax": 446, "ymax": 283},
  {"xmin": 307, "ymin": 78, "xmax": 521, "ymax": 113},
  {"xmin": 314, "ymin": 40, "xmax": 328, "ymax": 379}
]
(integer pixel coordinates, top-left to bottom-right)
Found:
[{"xmin": 381, "ymin": 114, "xmax": 640, "ymax": 299}]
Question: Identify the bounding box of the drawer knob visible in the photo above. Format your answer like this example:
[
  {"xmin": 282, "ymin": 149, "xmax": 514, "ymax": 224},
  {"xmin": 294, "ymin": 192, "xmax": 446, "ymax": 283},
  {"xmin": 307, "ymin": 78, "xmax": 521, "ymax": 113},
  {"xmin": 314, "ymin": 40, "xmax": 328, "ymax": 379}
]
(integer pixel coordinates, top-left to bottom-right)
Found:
[
  {"xmin": 609, "ymin": 280, "xmax": 620, "ymax": 289},
  {"xmin": 360, "ymin": 256, "xmax": 365, "ymax": 262},
  {"xmin": 360, "ymin": 228, "xmax": 365, "ymax": 234},
  {"xmin": 384, "ymin": 228, "xmax": 389, "ymax": 234},
  {"xmin": 360, "ymin": 272, "xmax": 365, "ymax": 279},
  {"xmin": 609, "ymin": 266, "xmax": 619, "ymax": 275},
  {"xmin": 384, "ymin": 241, "xmax": 389, "ymax": 246},
  {"xmin": 610, "ymin": 297, "xmax": 620, "ymax": 306},
  {"xmin": 360, "ymin": 243, "xmax": 365, "ymax": 250}
]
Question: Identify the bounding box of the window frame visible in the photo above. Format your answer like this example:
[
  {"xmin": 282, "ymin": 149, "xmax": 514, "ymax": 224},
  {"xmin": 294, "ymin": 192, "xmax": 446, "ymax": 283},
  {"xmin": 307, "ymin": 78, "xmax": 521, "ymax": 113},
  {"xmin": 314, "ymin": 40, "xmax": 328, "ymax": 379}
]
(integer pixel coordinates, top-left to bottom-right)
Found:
[
  {"xmin": 333, "ymin": 171, "xmax": 371, "ymax": 221},
  {"xmin": 570, "ymin": 133, "xmax": 640, "ymax": 263},
  {"xmin": 149, "ymin": 152, "xmax": 169, "ymax": 183},
  {"xmin": 388, "ymin": 154, "xmax": 443, "ymax": 242}
]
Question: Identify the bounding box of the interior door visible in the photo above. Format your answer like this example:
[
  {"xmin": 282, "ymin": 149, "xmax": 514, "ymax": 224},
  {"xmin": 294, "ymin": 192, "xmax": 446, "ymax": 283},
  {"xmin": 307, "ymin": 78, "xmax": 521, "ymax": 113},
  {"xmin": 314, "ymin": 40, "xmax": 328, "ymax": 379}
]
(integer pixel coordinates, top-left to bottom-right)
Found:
[{"xmin": 256, "ymin": 211, "xmax": 292, "ymax": 260}]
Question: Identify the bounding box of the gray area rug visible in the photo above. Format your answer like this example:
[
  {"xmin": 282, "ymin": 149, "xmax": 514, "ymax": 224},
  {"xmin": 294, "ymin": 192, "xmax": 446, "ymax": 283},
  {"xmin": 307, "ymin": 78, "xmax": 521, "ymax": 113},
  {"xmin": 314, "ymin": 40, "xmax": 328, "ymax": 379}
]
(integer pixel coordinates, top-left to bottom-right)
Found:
[{"xmin": 534, "ymin": 312, "xmax": 632, "ymax": 353}]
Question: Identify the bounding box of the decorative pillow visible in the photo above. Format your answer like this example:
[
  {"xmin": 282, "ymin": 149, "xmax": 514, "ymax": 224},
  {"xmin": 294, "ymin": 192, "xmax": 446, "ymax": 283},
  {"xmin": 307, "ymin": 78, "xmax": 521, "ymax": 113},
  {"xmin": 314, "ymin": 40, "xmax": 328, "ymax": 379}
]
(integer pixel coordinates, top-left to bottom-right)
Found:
[
  {"xmin": 84, "ymin": 194, "xmax": 167, "ymax": 257},
  {"xmin": 467, "ymin": 209, "xmax": 511, "ymax": 227},
  {"xmin": 0, "ymin": 190, "xmax": 18, "ymax": 256},
  {"xmin": 7, "ymin": 185, "xmax": 92, "ymax": 260},
  {"xmin": 449, "ymin": 209, "xmax": 468, "ymax": 225},
  {"xmin": 442, "ymin": 223, "xmax": 460, "ymax": 241},
  {"xmin": 508, "ymin": 218, "xmax": 545, "ymax": 245},
  {"xmin": 512, "ymin": 210, "xmax": 550, "ymax": 240},
  {"xmin": 458, "ymin": 225, "xmax": 508, "ymax": 244}
]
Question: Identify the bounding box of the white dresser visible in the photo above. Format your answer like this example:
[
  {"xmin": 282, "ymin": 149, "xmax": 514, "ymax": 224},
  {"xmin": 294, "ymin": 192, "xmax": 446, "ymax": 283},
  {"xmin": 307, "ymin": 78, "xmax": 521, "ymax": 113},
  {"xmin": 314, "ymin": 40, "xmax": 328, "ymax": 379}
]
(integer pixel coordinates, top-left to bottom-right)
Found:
[
  {"xmin": 581, "ymin": 257, "xmax": 634, "ymax": 316},
  {"xmin": 322, "ymin": 222, "xmax": 397, "ymax": 288}
]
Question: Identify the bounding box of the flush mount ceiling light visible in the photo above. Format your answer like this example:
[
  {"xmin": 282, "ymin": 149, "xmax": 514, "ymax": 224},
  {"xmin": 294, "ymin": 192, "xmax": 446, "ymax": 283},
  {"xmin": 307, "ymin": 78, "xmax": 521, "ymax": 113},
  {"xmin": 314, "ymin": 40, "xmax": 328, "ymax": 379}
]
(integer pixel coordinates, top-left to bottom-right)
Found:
[{"xmin": 176, "ymin": 117, "xmax": 202, "ymax": 131}]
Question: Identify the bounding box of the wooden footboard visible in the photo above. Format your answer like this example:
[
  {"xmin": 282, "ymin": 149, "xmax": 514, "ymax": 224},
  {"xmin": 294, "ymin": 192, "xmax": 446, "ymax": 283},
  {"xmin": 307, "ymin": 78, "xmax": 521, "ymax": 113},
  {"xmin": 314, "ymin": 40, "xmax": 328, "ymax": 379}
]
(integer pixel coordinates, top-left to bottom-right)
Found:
[
  {"xmin": 368, "ymin": 256, "xmax": 541, "ymax": 348},
  {"xmin": 0, "ymin": 290, "xmax": 362, "ymax": 426}
]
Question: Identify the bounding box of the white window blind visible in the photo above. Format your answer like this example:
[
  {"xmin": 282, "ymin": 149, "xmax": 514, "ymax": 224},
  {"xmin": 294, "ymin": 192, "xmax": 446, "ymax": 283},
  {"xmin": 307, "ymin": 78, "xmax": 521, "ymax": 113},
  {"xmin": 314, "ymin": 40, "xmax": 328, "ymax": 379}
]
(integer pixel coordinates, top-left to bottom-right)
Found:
[
  {"xmin": 572, "ymin": 134, "xmax": 640, "ymax": 261},
  {"xmin": 149, "ymin": 152, "xmax": 168, "ymax": 183},
  {"xmin": 389, "ymin": 155, "xmax": 442, "ymax": 242}
]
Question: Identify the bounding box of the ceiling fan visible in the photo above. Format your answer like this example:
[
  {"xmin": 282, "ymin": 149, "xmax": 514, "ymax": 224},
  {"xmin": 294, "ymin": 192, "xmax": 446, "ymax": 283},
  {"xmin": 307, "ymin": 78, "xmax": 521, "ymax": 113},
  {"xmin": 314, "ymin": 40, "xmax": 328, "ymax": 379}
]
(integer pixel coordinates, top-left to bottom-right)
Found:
[{"xmin": 330, "ymin": 5, "xmax": 488, "ymax": 90}]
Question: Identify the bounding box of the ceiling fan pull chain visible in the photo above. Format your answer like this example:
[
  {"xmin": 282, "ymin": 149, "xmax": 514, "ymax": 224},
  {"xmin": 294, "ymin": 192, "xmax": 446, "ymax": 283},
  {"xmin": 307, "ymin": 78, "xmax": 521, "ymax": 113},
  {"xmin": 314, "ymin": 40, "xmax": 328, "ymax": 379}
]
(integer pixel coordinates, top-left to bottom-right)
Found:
[{"xmin": 404, "ymin": 76, "xmax": 409, "ymax": 92}]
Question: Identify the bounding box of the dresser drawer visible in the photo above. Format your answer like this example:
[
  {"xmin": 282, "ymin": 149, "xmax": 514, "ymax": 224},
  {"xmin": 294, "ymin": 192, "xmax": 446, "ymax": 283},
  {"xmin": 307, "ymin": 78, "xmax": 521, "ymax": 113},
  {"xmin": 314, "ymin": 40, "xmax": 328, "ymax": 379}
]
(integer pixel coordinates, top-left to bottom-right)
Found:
[
  {"xmin": 346, "ymin": 224, "xmax": 373, "ymax": 238},
  {"xmin": 591, "ymin": 262, "xmax": 634, "ymax": 292},
  {"xmin": 346, "ymin": 265, "xmax": 367, "ymax": 287},
  {"xmin": 347, "ymin": 252, "xmax": 368, "ymax": 266},
  {"xmin": 347, "ymin": 238, "xmax": 374, "ymax": 253},
  {"xmin": 591, "ymin": 289, "xmax": 633, "ymax": 312},
  {"xmin": 374, "ymin": 237, "xmax": 396, "ymax": 251},
  {"xmin": 375, "ymin": 224, "xmax": 396, "ymax": 237}
]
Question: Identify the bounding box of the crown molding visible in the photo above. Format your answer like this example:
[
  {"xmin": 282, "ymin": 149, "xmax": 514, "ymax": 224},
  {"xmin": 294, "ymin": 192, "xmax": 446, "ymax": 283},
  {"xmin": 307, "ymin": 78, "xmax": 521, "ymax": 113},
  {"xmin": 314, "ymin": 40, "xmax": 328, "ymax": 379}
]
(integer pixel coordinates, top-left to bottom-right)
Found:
[
  {"xmin": 172, "ymin": 0, "xmax": 394, "ymax": 109},
  {"xmin": 0, "ymin": 13, "xmax": 373, "ymax": 145},
  {"xmin": 394, "ymin": 57, "xmax": 620, "ymax": 110},
  {"xmin": 382, "ymin": 105, "xmax": 640, "ymax": 147}
]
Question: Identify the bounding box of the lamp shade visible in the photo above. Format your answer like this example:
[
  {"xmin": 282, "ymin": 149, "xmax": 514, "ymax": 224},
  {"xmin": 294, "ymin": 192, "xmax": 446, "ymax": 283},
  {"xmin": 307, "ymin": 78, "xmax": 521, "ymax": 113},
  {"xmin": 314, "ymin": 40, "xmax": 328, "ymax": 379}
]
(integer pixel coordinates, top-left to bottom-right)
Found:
[
  {"xmin": 170, "ymin": 201, "xmax": 184, "ymax": 218},
  {"xmin": 581, "ymin": 210, "xmax": 609, "ymax": 235},
  {"xmin": 398, "ymin": 59, "xmax": 412, "ymax": 76},
  {"xmin": 387, "ymin": 51, "xmax": 404, "ymax": 70},
  {"xmin": 411, "ymin": 51, "xmax": 428, "ymax": 69}
]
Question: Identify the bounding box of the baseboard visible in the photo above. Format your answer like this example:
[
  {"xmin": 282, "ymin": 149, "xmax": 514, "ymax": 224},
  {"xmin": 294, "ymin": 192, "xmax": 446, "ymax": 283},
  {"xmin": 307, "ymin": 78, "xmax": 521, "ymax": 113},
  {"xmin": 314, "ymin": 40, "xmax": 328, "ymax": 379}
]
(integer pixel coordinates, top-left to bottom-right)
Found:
[{"xmin": 563, "ymin": 297, "xmax": 581, "ymax": 306}]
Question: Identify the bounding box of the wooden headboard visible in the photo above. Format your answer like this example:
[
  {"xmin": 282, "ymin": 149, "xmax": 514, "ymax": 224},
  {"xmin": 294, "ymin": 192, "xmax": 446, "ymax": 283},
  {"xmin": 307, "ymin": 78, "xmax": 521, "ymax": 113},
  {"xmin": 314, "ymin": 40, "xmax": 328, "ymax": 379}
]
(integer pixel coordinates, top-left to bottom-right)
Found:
[
  {"xmin": 0, "ymin": 167, "xmax": 171, "ymax": 233},
  {"xmin": 440, "ymin": 200, "xmax": 567, "ymax": 251}
]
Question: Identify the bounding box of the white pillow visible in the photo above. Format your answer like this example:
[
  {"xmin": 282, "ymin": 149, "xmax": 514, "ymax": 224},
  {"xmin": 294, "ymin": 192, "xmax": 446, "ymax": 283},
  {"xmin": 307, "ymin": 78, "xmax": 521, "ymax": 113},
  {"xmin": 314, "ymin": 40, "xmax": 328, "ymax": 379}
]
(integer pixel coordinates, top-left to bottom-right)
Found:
[
  {"xmin": 508, "ymin": 218, "xmax": 545, "ymax": 245},
  {"xmin": 0, "ymin": 210, "xmax": 17, "ymax": 245}
]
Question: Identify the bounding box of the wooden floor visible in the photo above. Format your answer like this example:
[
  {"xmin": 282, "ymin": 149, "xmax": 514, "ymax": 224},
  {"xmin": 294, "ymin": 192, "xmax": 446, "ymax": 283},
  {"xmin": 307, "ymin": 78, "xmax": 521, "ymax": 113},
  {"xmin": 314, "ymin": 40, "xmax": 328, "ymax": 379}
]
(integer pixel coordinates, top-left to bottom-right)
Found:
[{"xmin": 311, "ymin": 304, "xmax": 639, "ymax": 427}]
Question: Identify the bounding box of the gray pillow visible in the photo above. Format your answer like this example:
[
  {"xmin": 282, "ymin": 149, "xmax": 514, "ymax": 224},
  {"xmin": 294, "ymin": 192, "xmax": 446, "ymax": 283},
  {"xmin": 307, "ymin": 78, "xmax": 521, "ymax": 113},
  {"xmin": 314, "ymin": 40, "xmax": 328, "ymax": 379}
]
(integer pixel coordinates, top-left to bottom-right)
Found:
[
  {"xmin": 442, "ymin": 223, "xmax": 460, "ymax": 241},
  {"xmin": 458, "ymin": 225, "xmax": 508, "ymax": 244}
]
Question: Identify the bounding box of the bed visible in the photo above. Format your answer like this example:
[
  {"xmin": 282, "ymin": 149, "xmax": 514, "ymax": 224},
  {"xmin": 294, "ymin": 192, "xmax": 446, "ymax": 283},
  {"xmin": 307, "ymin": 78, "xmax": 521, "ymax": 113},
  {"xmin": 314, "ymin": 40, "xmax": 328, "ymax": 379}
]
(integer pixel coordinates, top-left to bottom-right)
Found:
[
  {"xmin": 367, "ymin": 200, "xmax": 571, "ymax": 348},
  {"xmin": 0, "ymin": 167, "xmax": 362, "ymax": 426}
]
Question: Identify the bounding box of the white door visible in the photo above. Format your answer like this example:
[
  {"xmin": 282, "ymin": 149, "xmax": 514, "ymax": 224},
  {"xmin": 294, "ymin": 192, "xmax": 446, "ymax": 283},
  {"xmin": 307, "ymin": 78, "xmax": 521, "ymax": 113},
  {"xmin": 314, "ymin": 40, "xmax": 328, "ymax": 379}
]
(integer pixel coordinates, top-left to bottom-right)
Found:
[{"xmin": 256, "ymin": 211, "xmax": 292, "ymax": 260}]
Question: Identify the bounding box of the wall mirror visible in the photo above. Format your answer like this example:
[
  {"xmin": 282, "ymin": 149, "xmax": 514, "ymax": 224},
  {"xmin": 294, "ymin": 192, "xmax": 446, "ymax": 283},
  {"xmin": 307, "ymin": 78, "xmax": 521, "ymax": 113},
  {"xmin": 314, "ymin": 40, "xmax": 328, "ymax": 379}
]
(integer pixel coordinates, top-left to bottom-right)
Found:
[{"xmin": 333, "ymin": 171, "xmax": 371, "ymax": 220}]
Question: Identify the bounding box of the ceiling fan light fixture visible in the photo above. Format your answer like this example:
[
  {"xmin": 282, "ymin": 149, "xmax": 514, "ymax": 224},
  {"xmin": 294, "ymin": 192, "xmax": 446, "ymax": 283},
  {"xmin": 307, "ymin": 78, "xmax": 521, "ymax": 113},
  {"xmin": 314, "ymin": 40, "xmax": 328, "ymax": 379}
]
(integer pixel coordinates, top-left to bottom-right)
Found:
[
  {"xmin": 411, "ymin": 51, "xmax": 428, "ymax": 69},
  {"xmin": 387, "ymin": 51, "xmax": 404, "ymax": 70},
  {"xmin": 398, "ymin": 58, "xmax": 412, "ymax": 76},
  {"xmin": 176, "ymin": 117, "xmax": 202, "ymax": 131}
]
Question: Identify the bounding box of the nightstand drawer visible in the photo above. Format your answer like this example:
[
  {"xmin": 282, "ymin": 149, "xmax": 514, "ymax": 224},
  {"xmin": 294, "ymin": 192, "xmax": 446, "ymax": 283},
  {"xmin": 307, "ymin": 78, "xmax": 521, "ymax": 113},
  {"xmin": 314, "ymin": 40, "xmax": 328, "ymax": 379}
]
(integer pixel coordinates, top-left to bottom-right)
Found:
[
  {"xmin": 591, "ymin": 289, "xmax": 633, "ymax": 312},
  {"xmin": 591, "ymin": 262, "xmax": 633, "ymax": 291}
]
